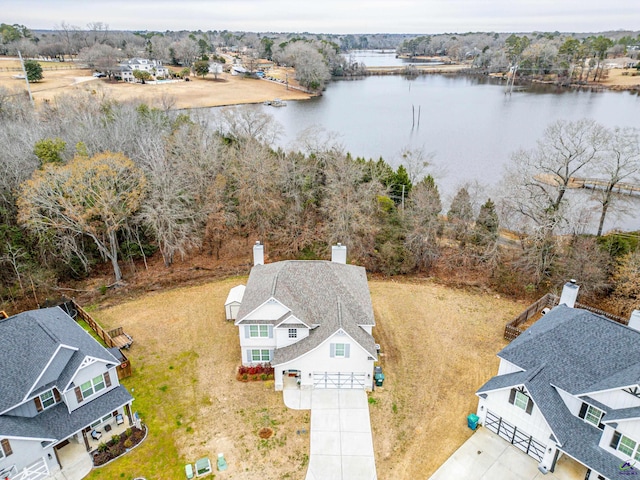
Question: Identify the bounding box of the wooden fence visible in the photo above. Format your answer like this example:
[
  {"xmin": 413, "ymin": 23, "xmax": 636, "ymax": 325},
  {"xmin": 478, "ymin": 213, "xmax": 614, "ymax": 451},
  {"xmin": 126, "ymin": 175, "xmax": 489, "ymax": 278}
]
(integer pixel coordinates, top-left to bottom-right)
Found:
[
  {"xmin": 504, "ymin": 293, "xmax": 628, "ymax": 341},
  {"xmin": 71, "ymin": 299, "xmax": 132, "ymax": 379}
]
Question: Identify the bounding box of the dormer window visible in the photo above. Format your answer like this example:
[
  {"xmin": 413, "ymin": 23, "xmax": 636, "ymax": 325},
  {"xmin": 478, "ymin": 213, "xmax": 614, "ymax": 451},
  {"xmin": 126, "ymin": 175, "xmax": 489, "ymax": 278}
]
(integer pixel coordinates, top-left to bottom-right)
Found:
[
  {"xmin": 34, "ymin": 388, "xmax": 60, "ymax": 412},
  {"xmin": 578, "ymin": 402, "xmax": 605, "ymax": 429},
  {"xmin": 40, "ymin": 390, "xmax": 56, "ymax": 409}
]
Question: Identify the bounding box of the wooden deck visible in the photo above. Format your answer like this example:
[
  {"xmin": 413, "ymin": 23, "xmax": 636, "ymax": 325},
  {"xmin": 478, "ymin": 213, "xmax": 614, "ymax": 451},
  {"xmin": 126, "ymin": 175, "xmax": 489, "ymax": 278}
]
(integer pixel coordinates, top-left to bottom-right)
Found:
[{"xmin": 107, "ymin": 327, "xmax": 134, "ymax": 349}]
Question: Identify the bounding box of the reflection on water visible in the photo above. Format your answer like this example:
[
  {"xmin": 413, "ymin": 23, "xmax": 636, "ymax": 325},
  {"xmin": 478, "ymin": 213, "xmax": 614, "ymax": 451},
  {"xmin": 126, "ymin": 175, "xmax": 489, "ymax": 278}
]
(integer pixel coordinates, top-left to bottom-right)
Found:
[{"xmin": 210, "ymin": 73, "xmax": 640, "ymax": 233}]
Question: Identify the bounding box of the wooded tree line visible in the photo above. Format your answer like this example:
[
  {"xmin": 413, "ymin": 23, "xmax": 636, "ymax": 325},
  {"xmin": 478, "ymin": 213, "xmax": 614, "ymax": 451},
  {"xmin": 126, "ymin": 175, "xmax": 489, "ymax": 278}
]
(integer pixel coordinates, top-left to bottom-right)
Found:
[{"xmin": 1, "ymin": 90, "xmax": 639, "ymax": 313}]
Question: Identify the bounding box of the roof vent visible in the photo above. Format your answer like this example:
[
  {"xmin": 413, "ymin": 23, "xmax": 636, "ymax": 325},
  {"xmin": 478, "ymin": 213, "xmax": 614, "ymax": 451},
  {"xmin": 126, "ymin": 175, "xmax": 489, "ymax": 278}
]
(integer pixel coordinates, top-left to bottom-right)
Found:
[
  {"xmin": 559, "ymin": 279, "xmax": 579, "ymax": 308},
  {"xmin": 331, "ymin": 243, "xmax": 347, "ymax": 264},
  {"xmin": 629, "ymin": 310, "xmax": 640, "ymax": 332},
  {"xmin": 253, "ymin": 241, "xmax": 264, "ymax": 266}
]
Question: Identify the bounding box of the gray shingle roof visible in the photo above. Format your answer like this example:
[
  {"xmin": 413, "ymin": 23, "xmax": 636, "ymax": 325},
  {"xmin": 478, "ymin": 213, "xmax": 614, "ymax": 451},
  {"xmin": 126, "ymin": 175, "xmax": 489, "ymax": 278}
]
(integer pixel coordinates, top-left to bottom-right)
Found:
[
  {"xmin": 603, "ymin": 406, "xmax": 640, "ymax": 423},
  {"xmin": 480, "ymin": 304, "xmax": 640, "ymax": 476},
  {"xmin": 0, "ymin": 385, "xmax": 132, "ymax": 440},
  {"xmin": 236, "ymin": 261, "xmax": 377, "ymax": 364},
  {"xmin": 0, "ymin": 307, "xmax": 118, "ymax": 413},
  {"xmin": 499, "ymin": 305, "xmax": 640, "ymax": 395},
  {"xmin": 476, "ymin": 370, "xmax": 528, "ymax": 393}
]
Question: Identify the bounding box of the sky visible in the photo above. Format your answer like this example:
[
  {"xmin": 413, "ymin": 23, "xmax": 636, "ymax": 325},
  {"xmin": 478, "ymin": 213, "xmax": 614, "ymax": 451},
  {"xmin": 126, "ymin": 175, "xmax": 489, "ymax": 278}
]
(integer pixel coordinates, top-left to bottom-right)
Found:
[{"xmin": 3, "ymin": 0, "xmax": 639, "ymax": 34}]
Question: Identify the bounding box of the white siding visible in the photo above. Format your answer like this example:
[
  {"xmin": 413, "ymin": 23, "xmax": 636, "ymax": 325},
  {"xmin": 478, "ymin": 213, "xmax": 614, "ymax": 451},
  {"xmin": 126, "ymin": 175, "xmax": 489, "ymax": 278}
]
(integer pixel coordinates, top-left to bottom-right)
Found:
[
  {"xmin": 477, "ymin": 387, "xmax": 553, "ymax": 443},
  {"xmin": 497, "ymin": 358, "xmax": 524, "ymax": 375},
  {"xmin": 0, "ymin": 438, "xmax": 58, "ymax": 476},
  {"xmin": 273, "ymin": 332, "xmax": 374, "ymax": 391},
  {"xmin": 275, "ymin": 326, "xmax": 309, "ymax": 348},
  {"xmin": 65, "ymin": 364, "xmax": 119, "ymax": 412},
  {"xmin": 588, "ymin": 388, "xmax": 640, "ymax": 410},
  {"xmin": 556, "ymin": 387, "xmax": 583, "ymax": 416},
  {"xmin": 238, "ymin": 325, "xmax": 276, "ymax": 364}
]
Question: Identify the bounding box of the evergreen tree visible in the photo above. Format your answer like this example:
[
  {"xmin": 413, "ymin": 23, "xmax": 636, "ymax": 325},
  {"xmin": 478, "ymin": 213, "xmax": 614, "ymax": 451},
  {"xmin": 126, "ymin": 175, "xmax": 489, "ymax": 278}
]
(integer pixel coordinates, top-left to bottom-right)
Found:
[{"xmin": 473, "ymin": 198, "xmax": 499, "ymax": 245}]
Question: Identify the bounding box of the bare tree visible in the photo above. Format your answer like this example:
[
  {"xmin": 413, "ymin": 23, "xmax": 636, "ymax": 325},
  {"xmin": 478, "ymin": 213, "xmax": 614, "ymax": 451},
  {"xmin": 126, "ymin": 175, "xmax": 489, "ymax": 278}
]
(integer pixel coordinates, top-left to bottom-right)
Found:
[
  {"xmin": 404, "ymin": 175, "xmax": 442, "ymax": 270},
  {"xmin": 592, "ymin": 127, "xmax": 640, "ymax": 236},
  {"xmin": 18, "ymin": 151, "xmax": 146, "ymax": 282}
]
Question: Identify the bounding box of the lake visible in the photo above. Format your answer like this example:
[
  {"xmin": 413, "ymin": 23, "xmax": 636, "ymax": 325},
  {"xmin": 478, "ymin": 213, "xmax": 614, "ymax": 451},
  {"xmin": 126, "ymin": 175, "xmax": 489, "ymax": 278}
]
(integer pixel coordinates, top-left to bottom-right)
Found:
[{"xmin": 214, "ymin": 66, "xmax": 640, "ymax": 232}]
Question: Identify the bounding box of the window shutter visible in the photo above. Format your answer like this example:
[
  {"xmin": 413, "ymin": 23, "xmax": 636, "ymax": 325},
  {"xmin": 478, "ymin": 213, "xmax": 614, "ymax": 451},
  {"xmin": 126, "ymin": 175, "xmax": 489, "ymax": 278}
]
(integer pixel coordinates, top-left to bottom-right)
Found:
[
  {"xmin": 75, "ymin": 386, "xmax": 83, "ymax": 403},
  {"xmin": 525, "ymin": 397, "xmax": 534, "ymax": 415},
  {"xmin": 578, "ymin": 402, "xmax": 588, "ymax": 419},
  {"xmin": 330, "ymin": 343, "xmax": 335, "ymax": 358},
  {"xmin": 53, "ymin": 389, "xmax": 61, "ymax": 403},
  {"xmin": 269, "ymin": 350, "xmax": 273, "ymax": 362},
  {"xmin": 104, "ymin": 371, "xmax": 112, "ymax": 388},
  {"xmin": 244, "ymin": 326, "xmax": 250, "ymax": 339},
  {"xmin": 345, "ymin": 344, "xmax": 350, "ymax": 358},
  {"xmin": 598, "ymin": 413, "xmax": 605, "ymax": 430},
  {"xmin": 268, "ymin": 326, "xmax": 273, "ymax": 338},
  {"xmin": 246, "ymin": 350, "xmax": 252, "ymax": 363},
  {"xmin": 34, "ymin": 396, "xmax": 43, "ymax": 412},
  {"xmin": 610, "ymin": 431, "xmax": 622, "ymax": 449},
  {"xmin": 1, "ymin": 438, "xmax": 12, "ymax": 456},
  {"xmin": 508, "ymin": 388, "xmax": 516, "ymax": 405}
]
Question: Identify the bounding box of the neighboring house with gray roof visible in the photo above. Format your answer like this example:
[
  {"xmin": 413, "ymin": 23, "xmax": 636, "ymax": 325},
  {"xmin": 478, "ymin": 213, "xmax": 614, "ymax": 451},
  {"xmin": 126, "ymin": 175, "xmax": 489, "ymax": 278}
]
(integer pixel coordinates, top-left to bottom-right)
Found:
[
  {"xmin": 0, "ymin": 307, "xmax": 134, "ymax": 480},
  {"xmin": 234, "ymin": 243, "xmax": 378, "ymax": 391},
  {"xmin": 475, "ymin": 282, "xmax": 640, "ymax": 479}
]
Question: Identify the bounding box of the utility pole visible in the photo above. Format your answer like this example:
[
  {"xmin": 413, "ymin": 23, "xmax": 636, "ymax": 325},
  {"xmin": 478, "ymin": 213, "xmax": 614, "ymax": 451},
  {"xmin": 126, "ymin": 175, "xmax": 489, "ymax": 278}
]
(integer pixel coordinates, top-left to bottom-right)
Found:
[{"xmin": 18, "ymin": 50, "xmax": 34, "ymax": 106}]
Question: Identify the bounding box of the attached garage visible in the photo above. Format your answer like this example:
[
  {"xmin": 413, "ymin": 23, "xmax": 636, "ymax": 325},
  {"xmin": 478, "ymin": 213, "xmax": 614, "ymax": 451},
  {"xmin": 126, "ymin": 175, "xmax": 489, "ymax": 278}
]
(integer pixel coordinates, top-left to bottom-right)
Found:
[
  {"xmin": 484, "ymin": 410, "xmax": 546, "ymax": 462},
  {"xmin": 313, "ymin": 372, "xmax": 367, "ymax": 389}
]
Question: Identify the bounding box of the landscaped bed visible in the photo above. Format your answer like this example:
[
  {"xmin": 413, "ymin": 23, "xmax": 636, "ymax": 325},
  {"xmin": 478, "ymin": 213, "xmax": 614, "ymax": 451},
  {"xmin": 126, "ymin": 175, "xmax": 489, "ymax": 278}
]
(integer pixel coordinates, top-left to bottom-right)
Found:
[{"xmin": 93, "ymin": 426, "xmax": 146, "ymax": 466}]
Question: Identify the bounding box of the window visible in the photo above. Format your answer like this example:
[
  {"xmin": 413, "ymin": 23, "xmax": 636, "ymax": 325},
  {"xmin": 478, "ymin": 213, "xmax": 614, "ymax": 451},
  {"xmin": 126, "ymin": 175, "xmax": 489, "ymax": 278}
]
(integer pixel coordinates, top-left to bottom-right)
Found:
[
  {"xmin": 288, "ymin": 328, "xmax": 297, "ymax": 338},
  {"xmin": 579, "ymin": 402, "xmax": 604, "ymax": 428},
  {"xmin": 91, "ymin": 413, "xmax": 113, "ymax": 428},
  {"xmin": 251, "ymin": 349, "xmax": 271, "ymax": 362},
  {"xmin": 334, "ymin": 343, "xmax": 345, "ymax": 357},
  {"xmin": 40, "ymin": 390, "xmax": 56, "ymax": 409},
  {"xmin": 619, "ymin": 435, "xmax": 637, "ymax": 457},
  {"xmin": 249, "ymin": 325, "xmax": 269, "ymax": 337},
  {"xmin": 80, "ymin": 374, "xmax": 107, "ymax": 399},
  {"xmin": 514, "ymin": 391, "xmax": 529, "ymax": 410},
  {"xmin": 585, "ymin": 405, "xmax": 604, "ymax": 427},
  {"xmin": 508, "ymin": 388, "xmax": 533, "ymax": 414}
]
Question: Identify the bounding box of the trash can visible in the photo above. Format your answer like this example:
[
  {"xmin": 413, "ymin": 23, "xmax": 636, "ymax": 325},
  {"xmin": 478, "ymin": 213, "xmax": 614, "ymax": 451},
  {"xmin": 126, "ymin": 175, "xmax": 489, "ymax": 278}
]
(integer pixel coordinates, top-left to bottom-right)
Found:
[
  {"xmin": 467, "ymin": 413, "xmax": 479, "ymax": 430},
  {"xmin": 374, "ymin": 366, "xmax": 385, "ymax": 387}
]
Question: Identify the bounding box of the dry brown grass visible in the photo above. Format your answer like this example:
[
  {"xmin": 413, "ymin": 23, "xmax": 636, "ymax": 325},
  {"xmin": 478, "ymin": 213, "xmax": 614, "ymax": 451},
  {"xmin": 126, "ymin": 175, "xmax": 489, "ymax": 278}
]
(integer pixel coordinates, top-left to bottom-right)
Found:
[
  {"xmin": 86, "ymin": 275, "xmax": 523, "ymax": 479},
  {"xmin": 0, "ymin": 60, "xmax": 311, "ymax": 109}
]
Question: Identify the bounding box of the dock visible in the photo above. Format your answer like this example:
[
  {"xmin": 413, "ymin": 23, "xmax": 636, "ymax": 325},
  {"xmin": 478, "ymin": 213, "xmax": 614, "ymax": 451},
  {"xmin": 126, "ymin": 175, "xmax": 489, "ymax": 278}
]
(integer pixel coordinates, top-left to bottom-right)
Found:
[{"xmin": 534, "ymin": 173, "xmax": 640, "ymax": 196}]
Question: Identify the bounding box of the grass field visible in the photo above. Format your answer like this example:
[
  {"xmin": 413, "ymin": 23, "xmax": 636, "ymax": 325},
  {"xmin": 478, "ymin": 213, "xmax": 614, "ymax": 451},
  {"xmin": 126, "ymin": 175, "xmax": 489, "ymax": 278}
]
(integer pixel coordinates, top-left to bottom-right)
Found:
[{"xmin": 87, "ymin": 277, "xmax": 524, "ymax": 479}]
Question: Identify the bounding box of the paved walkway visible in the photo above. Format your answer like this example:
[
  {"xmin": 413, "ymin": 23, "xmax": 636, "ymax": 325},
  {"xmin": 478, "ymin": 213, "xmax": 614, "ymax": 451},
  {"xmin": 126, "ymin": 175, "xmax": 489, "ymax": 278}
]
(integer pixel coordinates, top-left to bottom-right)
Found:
[
  {"xmin": 429, "ymin": 427, "xmax": 587, "ymax": 480},
  {"xmin": 283, "ymin": 388, "xmax": 377, "ymax": 480}
]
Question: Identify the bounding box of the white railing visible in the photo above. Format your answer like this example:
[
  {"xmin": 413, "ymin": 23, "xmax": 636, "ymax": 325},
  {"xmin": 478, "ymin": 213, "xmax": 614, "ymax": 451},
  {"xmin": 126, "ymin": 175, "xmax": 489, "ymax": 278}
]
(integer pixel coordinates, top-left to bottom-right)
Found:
[{"xmin": 10, "ymin": 458, "xmax": 49, "ymax": 480}]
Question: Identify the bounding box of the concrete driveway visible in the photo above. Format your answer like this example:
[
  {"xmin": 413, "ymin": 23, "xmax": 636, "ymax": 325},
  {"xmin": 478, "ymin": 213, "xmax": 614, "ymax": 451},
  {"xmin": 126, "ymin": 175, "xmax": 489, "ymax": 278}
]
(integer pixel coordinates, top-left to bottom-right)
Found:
[
  {"xmin": 284, "ymin": 388, "xmax": 377, "ymax": 480},
  {"xmin": 429, "ymin": 427, "xmax": 587, "ymax": 480}
]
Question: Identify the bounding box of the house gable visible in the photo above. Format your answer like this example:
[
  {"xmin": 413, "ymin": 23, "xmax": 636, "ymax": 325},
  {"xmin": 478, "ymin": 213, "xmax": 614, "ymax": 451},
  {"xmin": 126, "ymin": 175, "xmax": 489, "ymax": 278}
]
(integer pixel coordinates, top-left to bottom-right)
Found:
[
  {"xmin": 236, "ymin": 297, "xmax": 290, "ymax": 325},
  {"xmin": 24, "ymin": 345, "xmax": 77, "ymax": 401}
]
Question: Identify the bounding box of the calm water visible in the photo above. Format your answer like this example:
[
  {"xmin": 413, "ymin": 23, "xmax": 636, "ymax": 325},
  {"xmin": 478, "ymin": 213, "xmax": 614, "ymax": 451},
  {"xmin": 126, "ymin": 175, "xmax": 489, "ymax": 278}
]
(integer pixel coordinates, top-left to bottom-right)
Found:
[{"xmin": 213, "ymin": 68, "xmax": 640, "ymax": 231}]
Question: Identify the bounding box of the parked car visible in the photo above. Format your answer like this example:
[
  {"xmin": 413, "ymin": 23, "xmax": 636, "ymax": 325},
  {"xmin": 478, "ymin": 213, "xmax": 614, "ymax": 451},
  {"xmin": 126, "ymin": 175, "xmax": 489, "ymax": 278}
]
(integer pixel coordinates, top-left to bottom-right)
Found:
[{"xmin": 93, "ymin": 72, "xmax": 106, "ymax": 78}]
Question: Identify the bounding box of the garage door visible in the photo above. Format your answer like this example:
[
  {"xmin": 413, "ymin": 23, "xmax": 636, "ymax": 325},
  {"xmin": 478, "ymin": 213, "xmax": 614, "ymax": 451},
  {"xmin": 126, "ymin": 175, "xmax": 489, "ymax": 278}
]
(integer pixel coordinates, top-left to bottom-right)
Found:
[
  {"xmin": 313, "ymin": 372, "xmax": 367, "ymax": 389},
  {"xmin": 484, "ymin": 410, "xmax": 545, "ymax": 462}
]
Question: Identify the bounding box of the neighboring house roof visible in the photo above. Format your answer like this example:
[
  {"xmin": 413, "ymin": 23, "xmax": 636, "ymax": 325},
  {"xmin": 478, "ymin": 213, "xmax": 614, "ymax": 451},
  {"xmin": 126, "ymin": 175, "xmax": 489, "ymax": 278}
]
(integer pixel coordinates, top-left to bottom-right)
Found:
[
  {"xmin": 0, "ymin": 386, "xmax": 132, "ymax": 440},
  {"xmin": 0, "ymin": 307, "xmax": 118, "ymax": 413},
  {"xmin": 498, "ymin": 305, "xmax": 640, "ymax": 396},
  {"xmin": 478, "ymin": 304, "xmax": 640, "ymax": 478},
  {"xmin": 236, "ymin": 260, "xmax": 377, "ymax": 363}
]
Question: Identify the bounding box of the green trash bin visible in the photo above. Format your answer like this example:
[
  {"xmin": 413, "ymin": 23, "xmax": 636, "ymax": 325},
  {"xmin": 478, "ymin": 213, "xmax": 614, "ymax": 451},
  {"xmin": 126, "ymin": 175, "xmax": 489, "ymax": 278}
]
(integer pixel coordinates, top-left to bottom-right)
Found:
[
  {"xmin": 467, "ymin": 413, "xmax": 479, "ymax": 430},
  {"xmin": 374, "ymin": 366, "xmax": 384, "ymax": 387}
]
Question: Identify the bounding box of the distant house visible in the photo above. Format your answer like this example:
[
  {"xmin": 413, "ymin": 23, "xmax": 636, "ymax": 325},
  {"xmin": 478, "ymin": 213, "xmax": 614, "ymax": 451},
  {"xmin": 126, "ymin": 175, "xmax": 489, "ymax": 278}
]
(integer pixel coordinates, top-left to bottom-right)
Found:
[
  {"xmin": 233, "ymin": 242, "xmax": 378, "ymax": 391},
  {"xmin": 476, "ymin": 282, "xmax": 640, "ymax": 479},
  {"xmin": 208, "ymin": 63, "xmax": 223, "ymax": 75},
  {"xmin": 117, "ymin": 58, "xmax": 169, "ymax": 82},
  {"xmin": 0, "ymin": 307, "xmax": 134, "ymax": 480}
]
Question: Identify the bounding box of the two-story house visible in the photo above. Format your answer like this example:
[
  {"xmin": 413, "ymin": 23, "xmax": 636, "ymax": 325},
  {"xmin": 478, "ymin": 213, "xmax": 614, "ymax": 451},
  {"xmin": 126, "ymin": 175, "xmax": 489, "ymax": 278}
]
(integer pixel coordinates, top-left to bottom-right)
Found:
[
  {"xmin": 476, "ymin": 285, "xmax": 640, "ymax": 479},
  {"xmin": 118, "ymin": 58, "xmax": 170, "ymax": 82},
  {"xmin": 0, "ymin": 307, "xmax": 134, "ymax": 480},
  {"xmin": 234, "ymin": 243, "xmax": 378, "ymax": 391}
]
